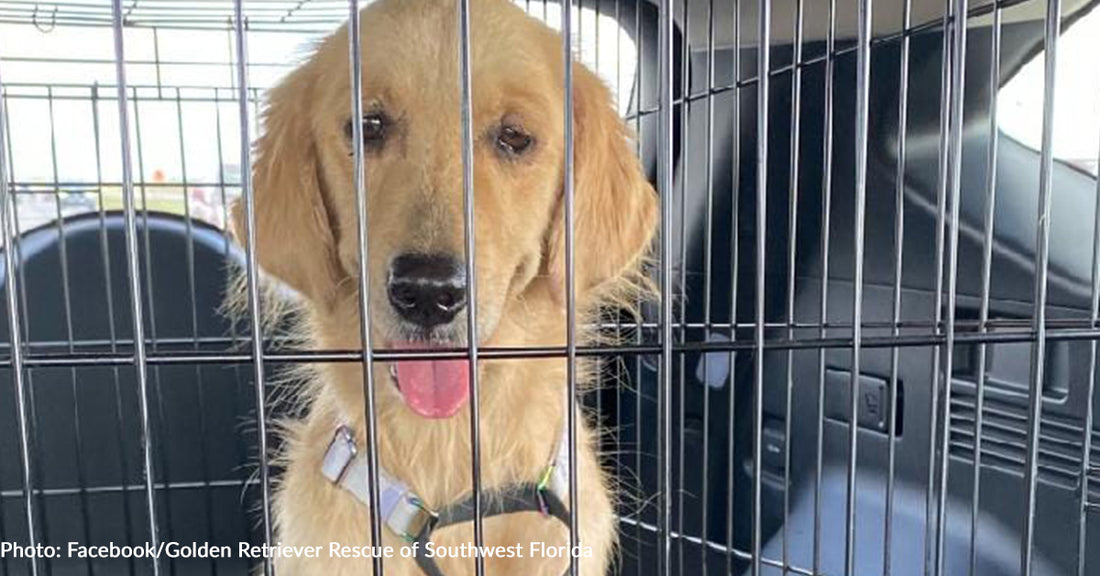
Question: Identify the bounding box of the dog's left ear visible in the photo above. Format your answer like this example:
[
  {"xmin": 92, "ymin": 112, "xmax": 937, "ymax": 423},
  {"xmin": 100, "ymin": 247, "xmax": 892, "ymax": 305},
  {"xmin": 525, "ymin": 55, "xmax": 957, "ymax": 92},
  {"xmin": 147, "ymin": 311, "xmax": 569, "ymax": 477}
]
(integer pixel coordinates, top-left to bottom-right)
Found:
[{"xmin": 546, "ymin": 63, "xmax": 658, "ymax": 304}]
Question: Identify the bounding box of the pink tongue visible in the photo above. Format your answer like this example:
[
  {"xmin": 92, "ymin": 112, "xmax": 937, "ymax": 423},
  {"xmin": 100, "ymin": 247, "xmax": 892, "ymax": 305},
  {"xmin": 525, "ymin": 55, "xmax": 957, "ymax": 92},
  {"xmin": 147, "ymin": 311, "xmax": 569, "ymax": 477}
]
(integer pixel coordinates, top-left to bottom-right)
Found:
[{"xmin": 392, "ymin": 343, "xmax": 471, "ymax": 419}]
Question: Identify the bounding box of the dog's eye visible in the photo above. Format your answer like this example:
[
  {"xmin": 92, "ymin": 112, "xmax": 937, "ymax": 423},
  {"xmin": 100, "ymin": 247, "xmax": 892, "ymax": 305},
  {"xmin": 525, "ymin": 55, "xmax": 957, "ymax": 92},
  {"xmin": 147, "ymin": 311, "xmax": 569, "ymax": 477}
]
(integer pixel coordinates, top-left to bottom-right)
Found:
[
  {"xmin": 362, "ymin": 114, "xmax": 387, "ymax": 143},
  {"xmin": 345, "ymin": 113, "xmax": 389, "ymax": 150},
  {"xmin": 495, "ymin": 126, "xmax": 533, "ymax": 157}
]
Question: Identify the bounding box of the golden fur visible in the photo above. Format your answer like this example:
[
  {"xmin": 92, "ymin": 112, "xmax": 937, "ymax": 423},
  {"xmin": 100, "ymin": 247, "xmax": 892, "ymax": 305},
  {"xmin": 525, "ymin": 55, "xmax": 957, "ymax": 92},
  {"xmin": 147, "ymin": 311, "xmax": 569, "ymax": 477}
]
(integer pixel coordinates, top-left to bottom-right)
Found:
[{"xmin": 231, "ymin": 0, "xmax": 657, "ymax": 574}]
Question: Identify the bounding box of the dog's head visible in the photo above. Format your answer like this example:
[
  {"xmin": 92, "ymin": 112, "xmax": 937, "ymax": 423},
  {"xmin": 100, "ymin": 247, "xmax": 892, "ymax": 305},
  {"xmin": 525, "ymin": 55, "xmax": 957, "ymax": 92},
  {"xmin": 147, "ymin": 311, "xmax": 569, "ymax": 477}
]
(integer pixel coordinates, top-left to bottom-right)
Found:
[{"xmin": 233, "ymin": 0, "xmax": 656, "ymax": 419}]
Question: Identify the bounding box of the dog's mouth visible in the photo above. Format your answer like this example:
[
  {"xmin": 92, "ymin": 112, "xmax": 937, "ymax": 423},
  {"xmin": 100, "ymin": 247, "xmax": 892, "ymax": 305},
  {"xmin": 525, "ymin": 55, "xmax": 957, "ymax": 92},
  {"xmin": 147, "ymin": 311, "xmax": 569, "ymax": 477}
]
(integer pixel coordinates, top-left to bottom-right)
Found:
[{"xmin": 388, "ymin": 340, "xmax": 471, "ymax": 419}]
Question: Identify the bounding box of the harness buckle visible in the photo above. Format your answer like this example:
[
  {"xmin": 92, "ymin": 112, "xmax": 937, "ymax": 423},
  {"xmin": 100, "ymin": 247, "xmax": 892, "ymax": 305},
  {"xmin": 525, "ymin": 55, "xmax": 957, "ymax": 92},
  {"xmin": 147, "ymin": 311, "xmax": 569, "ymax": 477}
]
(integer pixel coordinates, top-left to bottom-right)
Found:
[
  {"xmin": 535, "ymin": 465, "xmax": 555, "ymax": 517},
  {"xmin": 537, "ymin": 464, "xmax": 554, "ymax": 492},
  {"xmin": 389, "ymin": 495, "xmax": 438, "ymax": 543},
  {"xmin": 321, "ymin": 425, "xmax": 358, "ymax": 484}
]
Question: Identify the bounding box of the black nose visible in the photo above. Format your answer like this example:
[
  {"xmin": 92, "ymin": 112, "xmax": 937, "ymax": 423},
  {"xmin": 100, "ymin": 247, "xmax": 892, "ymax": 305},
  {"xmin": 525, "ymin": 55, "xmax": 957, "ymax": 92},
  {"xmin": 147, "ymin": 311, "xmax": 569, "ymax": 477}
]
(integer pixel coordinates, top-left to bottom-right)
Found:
[{"xmin": 387, "ymin": 253, "xmax": 468, "ymax": 328}]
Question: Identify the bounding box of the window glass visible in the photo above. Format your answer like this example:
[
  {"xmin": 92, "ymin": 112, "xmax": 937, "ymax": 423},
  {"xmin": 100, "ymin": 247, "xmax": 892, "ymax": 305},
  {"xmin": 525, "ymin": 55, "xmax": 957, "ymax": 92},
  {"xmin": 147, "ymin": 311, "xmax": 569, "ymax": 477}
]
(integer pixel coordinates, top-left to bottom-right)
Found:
[
  {"xmin": 998, "ymin": 7, "xmax": 1100, "ymax": 176},
  {"xmin": 0, "ymin": 1, "xmax": 638, "ymax": 232}
]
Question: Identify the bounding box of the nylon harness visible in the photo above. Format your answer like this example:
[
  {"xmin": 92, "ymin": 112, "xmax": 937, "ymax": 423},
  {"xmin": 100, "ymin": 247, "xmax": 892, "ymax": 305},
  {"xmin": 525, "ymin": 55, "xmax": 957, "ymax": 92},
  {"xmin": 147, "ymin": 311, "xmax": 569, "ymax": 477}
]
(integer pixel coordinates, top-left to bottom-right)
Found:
[{"xmin": 320, "ymin": 417, "xmax": 573, "ymax": 576}]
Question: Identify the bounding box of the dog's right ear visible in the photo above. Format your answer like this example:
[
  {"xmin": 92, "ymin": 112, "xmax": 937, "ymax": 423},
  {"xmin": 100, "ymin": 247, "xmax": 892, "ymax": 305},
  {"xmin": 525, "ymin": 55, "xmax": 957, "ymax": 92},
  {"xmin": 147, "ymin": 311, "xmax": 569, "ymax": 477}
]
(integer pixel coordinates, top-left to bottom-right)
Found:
[{"xmin": 230, "ymin": 62, "xmax": 342, "ymax": 305}]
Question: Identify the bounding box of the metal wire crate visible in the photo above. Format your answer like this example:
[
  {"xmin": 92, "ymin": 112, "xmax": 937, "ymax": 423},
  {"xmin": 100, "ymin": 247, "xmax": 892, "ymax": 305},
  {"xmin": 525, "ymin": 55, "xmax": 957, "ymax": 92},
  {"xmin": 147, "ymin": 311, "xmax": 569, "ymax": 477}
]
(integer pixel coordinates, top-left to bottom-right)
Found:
[{"xmin": 1, "ymin": 0, "xmax": 1099, "ymax": 575}]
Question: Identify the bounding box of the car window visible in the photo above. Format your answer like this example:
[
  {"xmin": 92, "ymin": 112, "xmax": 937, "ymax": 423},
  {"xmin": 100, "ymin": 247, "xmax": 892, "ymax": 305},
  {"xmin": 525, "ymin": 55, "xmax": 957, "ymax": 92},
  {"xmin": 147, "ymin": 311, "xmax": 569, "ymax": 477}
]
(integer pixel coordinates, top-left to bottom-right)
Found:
[
  {"xmin": 998, "ymin": 5, "xmax": 1100, "ymax": 176},
  {"xmin": 0, "ymin": 1, "xmax": 637, "ymax": 233}
]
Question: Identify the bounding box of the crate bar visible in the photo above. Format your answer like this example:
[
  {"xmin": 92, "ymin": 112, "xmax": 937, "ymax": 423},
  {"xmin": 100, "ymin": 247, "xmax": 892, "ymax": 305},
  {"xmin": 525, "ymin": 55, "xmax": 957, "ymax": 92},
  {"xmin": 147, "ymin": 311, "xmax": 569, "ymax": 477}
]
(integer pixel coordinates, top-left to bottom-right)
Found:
[
  {"xmin": 8, "ymin": 5, "xmax": 346, "ymax": 16},
  {"xmin": 0, "ymin": 479, "xmax": 272, "ymax": 500},
  {"xmin": 675, "ymin": 0, "xmax": 689, "ymax": 569},
  {"xmin": 1079, "ymin": 101, "xmax": 1100, "ymax": 576},
  {"xmin": 971, "ymin": 3, "xmax": 1002, "ymax": 575},
  {"xmin": 456, "ymin": 1, "xmax": 486, "ymax": 573},
  {"xmin": 783, "ymin": 0, "xmax": 805, "ymax": 569},
  {"xmin": 11, "ymin": 311, "xmax": 1097, "ymax": 338},
  {"xmin": 3, "ymin": 0, "xmax": 321, "ymax": 6},
  {"xmin": 0, "ymin": 0, "xmax": 1032, "ymax": 70},
  {"xmin": 91, "ymin": 82, "xmax": 139, "ymax": 576},
  {"xmin": 172, "ymin": 85, "xmax": 221, "ymax": 576},
  {"xmin": 0, "ymin": 320, "xmax": 1083, "ymax": 359},
  {"xmin": 132, "ymin": 85, "xmax": 184, "ymax": 563},
  {"xmin": 657, "ymin": 0, "xmax": 674, "ymax": 571},
  {"xmin": 590, "ymin": 2, "xmax": 602, "ymax": 562},
  {"xmin": 131, "ymin": 90, "xmax": 159, "ymax": 362},
  {"xmin": 1021, "ymin": 0, "xmax": 1062, "ymax": 573},
  {"xmin": 632, "ymin": 0, "xmax": 643, "ymax": 568},
  {"xmin": 0, "ymin": 55, "xmax": 40, "ymax": 576},
  {"xmin": 153, "ymin": 28, "xmax": 164, "ymax": 97},
  {"xmin": 211, "ymin": 81, "xmax": 254, "ymax": 506},
  {"xmin": 609, "ymin": 0, "xmax": 625, "ymax": 562},
  {"xmin": 171, "ymin": 89, "xmax": 201, "ymax": 357},
  {"xmin": 700, "ymin": 0, "xmax": 717, "ymax": 569},
  {"xmin": 44, "ymin": 88, "xmax": 77, "ymax": 366},
  {"xmin": 884, "ymin": 0, "xmax": 913, "ymax": 572},
  {"xmin": 0, "ymin": 90, "xmax": 268, "ymax": 106},
  {"xmin": 812, "ymin": 0, "xmax": 837, "ymax": 571},
  {"xmin": 345, "ymin": 0, "xmax": 385, "ymax": 572},
  {"xmin": 0, "ymin": 54, "xmax": 294, "ymax": 70},
  {"xmin": 47, "ymin": 82, "xmax": 98, "ymax": 576},
  {"xmin": 212, "ymin": 88, "xmax": 235, "ymax": 256},
  {"xmin": 726, "ymin": 1, "xmax": 742, "ymax": 570},
  {"xmin": 1081, "ymin": 107, "xmax": 1100, "ymax": 576},
  {"xmin": 751, "ymin": 0, "xmax": 771, "ymax": 572},
  {"xmin": 560, "ymin": 0, "xmax": 580, "ymax": 573},
  {"xmin": 229, "ymin": 3, "xmax": 276, "ymax": 574},
  {"xmin": 109, "ymin": 1, "xmax": 163, "ymax": 573},
  {"xmin": 923, "ymin": 2, "xmax": 953, "ymax": 570},
  {"xmin": 933, "ymin": 0, "xmax": 969, "ymax": 571},
  {"xmin": 845, "ymin": 0, "xmax": 874, "ymax": 571},
  {"xmin": 0, "ymin": 0, "xmax": 999, "ymax": 35},
  {"xmin": 17, "ymin": 324, "xmax": 1100, "ymax": 368},
  {"xmin": 2, "ymin": 173, "xmax": 55, "ymax": 576}
]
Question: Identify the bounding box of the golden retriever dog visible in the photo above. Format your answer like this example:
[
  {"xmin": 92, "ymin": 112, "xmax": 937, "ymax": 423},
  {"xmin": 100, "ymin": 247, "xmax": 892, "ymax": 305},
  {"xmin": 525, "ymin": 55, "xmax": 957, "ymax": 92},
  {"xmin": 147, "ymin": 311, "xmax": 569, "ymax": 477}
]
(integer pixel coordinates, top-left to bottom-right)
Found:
[{"xmin": 232, "ymin": 0, "xmax": 657, "ymax": 574}]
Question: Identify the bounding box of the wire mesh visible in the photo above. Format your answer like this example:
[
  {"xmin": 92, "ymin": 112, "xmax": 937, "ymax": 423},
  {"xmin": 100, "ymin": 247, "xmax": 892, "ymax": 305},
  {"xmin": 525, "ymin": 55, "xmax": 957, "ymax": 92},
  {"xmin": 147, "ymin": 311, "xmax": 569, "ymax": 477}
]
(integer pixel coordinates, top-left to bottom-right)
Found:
[{"xmin": 0, "ymin": 0, "xmax": 1099, "ymax": 575}]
